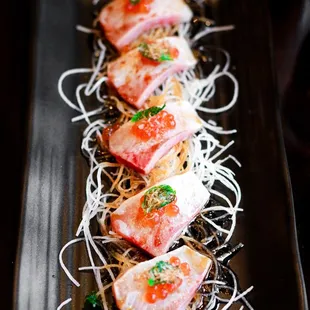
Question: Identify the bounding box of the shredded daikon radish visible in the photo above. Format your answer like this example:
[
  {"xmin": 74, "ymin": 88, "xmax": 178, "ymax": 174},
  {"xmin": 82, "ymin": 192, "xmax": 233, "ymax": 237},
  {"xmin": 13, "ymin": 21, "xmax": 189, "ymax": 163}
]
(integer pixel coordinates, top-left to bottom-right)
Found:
[
  {"xmin": 58, "ymin": 238, "xmax": 83, "ymax": 287},
  {"xmin": 56, "ymin": 2, "xmax": 253, "ymax": 309},
  {"xmin": 216, "ymin": 285, "xmax": 254, "ymax": 310},
  {"xmin": 191, "ymin": 25, "xmax": 235, "ymax": 44},
  {"xmin": 76, "ymin": 24, "xmax": 100, "ymax": 34},
  {"xmin": 57, "ymin": 298, "xmax": 72, "ymax": 310}
]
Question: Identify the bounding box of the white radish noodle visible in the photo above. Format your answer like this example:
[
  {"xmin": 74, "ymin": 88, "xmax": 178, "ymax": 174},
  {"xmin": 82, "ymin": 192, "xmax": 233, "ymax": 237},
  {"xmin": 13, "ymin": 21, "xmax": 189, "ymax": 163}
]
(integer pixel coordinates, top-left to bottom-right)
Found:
[{"xmin": 57, "ymin": 2, "xmax": 253, "ymax": 309}]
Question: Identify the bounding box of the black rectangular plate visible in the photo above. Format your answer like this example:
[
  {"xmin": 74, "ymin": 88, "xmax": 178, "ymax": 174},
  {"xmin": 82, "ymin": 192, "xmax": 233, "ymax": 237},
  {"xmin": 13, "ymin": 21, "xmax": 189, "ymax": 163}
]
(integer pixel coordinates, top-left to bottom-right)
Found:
[{"xmin": 13, "ymin": 0, "xmax": 308, "ymax": 309}]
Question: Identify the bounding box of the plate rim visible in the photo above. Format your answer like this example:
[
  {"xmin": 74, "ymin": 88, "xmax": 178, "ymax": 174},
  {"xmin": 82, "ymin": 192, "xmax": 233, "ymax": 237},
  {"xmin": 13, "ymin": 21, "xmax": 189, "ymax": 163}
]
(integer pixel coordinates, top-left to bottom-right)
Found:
[{"xmin": 12, "ymin": 0, "xmax": 309, "ymax": 309}]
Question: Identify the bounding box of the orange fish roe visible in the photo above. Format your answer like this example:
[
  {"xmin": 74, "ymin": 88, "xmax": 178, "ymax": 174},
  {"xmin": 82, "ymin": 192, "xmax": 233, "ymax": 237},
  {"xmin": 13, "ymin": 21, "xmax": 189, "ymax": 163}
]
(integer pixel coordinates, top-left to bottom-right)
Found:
[
  {"xmin": 125, "ymin": 0, "xmax": 153, "ymax": 14},
  {"xmin": 180, "ymin": 262, "xmax": 191, "ymax": 276},
  {"xmin": 165, "ymin": 202, "xmax": 180, "ymax": 217},
  {"xmin": 131, "ymin": 110, "xmax": 176, "ymax": 141},
  {"xmin": 145, "ymin": 276, "xmax": 184, "ymax": 303},
  {"xmin": 169, "ymin": 256, "xmax": 180, "ymax": 267}
]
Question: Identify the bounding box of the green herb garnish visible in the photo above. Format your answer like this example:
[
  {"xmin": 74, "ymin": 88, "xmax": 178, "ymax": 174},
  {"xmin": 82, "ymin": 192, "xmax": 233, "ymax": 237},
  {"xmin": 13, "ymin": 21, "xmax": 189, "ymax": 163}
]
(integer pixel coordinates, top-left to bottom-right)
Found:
[
  {"xmin": 151, "ymin": 261, "xmax": 172, "ymax": 273},
  {"xmin": 142, "ymin": 184, "xmax": 176, "ymax": 213},
  {"xmin": 147, "ymin": 260, "xmax": 175, "ymax": 286},
  {"xmin": 84, "ymin": 292, "xmax": 103, "ymax": 309},
  {"xmin": 131, "ymin": 104, "xmax": 166, "ymax": 122},
  {"xmin": 138, "ymin": 42, "xmax": 155, "ymax": 60},
  {"xmin": 129, "ymin": 0, "xmax": 140, "ymax": 4},
  {"xmin": 159, "ymin": 54, "xmax": 173, "ymax": 61},
  {"xmin": 148, "ymin": 278, "xmax": 156, "ymax": 286},
  {"xmin": 138, "ymin": 42, "xmax": 173, "ymax": 62}
]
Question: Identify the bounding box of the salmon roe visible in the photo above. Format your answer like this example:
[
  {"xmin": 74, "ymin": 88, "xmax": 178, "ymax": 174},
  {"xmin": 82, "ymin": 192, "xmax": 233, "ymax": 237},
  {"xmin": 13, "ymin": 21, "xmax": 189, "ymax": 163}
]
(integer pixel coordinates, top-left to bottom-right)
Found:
[
  {"xmin": 136, "ymin": 196, "xmax": 165, "ymax": 228},
  {"xmin": 131, "ymin": 110, "xmax": 176, "ymax": 141},
  {"xmin": 137, "ymin": 192, "xmax": 179, "ymax": 248},
  {"xmin": 156, "ymin": 285, "xmax": 168, "ymax": 299},
  {"xmin": 170, "ymin": 47, "xmax": 179, "ymax": 59},
  {"xmin": 165, "ymin": 202, "xmax": 179, "ymax": 217},
  {"xmin": 145, "ymin": 286, "xmax": 157, "ymax": 304},
  {"xmin": 169, "ymin": 256, "xmax": 180, "ymax": 267},
  {"xmin": 145, "ymin": 279, "xmax": 183, "ymax": 303},
  {"xmin": 180, "ymin": 262, "xmax": 191, "ymax": 276},
  {"xmin": 140, "ymin": 46, "xmax": 179, "ymax": 66},
  {"xmin": 137, "ymin": 196, "xmax": 179, "ymax": 229},
  {"xmin": 145, "ymin": 257, "xmax": 191, "ymax": 304},
  {"xmin": 125, "ymin": 0, "xmax": 153, "ymax": 13},
  {"xmin": 140, "ymin": 56, "xmax": 160, "ymax": 66}
]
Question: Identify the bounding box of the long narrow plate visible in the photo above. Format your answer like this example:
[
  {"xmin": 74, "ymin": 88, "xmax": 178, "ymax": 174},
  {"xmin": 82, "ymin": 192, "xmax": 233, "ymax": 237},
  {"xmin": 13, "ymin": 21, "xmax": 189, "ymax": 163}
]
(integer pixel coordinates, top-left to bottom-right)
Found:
[{"xmin": 13, "ymin": 0, "xmax": 308, "ymax": 309}]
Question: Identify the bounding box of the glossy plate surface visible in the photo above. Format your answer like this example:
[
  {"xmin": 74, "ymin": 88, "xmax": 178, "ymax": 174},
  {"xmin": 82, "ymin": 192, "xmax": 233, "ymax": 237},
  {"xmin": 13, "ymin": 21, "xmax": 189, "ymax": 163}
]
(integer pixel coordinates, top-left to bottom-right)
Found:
[{"xmin": 13, "ymin": 0, "xmax": 308, "ymax": 309}]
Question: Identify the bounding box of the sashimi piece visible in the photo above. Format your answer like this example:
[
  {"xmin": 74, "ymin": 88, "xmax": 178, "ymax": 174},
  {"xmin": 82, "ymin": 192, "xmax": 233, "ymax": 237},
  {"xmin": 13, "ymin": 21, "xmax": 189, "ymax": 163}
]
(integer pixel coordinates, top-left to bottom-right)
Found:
[
  {"xmin": 111, "ymin": 171, "xmax": 210, "ymax": 256},
  {"xmin": 113, "ymin": 245, "xmax": 212, "ymax": 310},
  {"xmin": 107, "ymin": 37, "xmax": 197, "ymax": 109},
  {"xmin": 109, "ymin": 97, "xmax": 202, "ymax": 174},
  {"xmin": 99, "ymin": 0, "xmax": 193, "ymax": 51}
]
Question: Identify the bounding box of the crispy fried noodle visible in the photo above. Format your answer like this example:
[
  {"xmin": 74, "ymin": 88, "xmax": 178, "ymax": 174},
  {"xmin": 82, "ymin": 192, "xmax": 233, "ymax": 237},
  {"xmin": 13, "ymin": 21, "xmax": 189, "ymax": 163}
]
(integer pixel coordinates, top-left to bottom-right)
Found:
[{"xmin": 57, "ymin": 1, "xmax": 254, "ymax": 309}]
